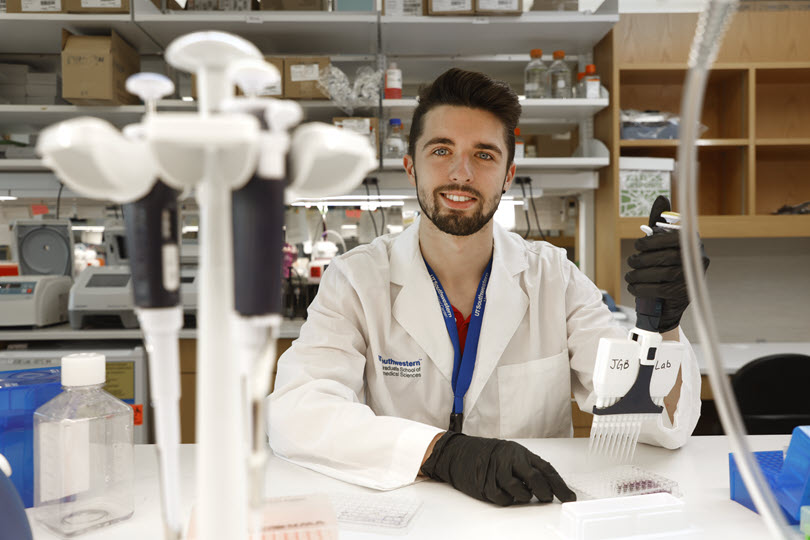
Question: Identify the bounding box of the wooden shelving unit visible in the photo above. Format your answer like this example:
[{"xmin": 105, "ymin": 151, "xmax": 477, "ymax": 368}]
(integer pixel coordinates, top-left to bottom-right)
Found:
[{"xmin": 593, "ymin": 11, "xmax": 810, "ymax": 299}]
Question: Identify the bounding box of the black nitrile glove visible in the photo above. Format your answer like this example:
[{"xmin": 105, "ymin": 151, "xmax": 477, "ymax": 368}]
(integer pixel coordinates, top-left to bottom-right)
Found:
[
  {"xmin": 420, "ymin": 431, "xmax": 576, "ymax": 506},
  {"xmin": 625, "ymin": 196, "xmax": 710, "ymax": 332}
]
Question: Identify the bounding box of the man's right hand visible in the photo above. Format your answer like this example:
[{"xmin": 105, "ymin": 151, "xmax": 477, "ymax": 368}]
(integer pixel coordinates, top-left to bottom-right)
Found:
[{"xmin": 419, "ymin": 431, "xmax": 576, "ymax": 506}]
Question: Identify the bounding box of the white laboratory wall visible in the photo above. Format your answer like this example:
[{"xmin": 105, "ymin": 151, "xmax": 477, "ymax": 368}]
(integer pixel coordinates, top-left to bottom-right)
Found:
[
  {"xmin": 620, "ymin": 237, "xmax": 810, "ymax": 343},
  {"xmin": 619, "ymin": 0, "xmax": 704, "ymax": 12}
]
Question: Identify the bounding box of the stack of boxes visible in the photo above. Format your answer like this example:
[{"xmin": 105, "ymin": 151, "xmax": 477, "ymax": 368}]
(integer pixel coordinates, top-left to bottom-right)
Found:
[
  {"xmin": 382, "ymin": 0, "xmax": 522, "ymax": 16},
  {"xmin": 5, "ymin": 0, "xmax": 130, "ymax": 12},
  {"xmin": 0, "ymin": 64, "xmax": 61, "ymax": 105}
]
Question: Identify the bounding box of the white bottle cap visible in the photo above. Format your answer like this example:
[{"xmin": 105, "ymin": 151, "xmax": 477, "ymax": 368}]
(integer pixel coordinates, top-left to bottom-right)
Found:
[
  {"xmin": 61, "ymin": 353, "xmax": 106, "ymax": 387},
  {"xmin": 389, "ymin": 62, "xmax": 398, "ymax": 70}
]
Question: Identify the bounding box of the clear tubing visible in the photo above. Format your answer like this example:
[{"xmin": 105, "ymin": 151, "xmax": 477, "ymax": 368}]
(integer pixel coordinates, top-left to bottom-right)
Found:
[{"xmin": 678, "ymin": 1, "xmax": 797, "ymax": 538}]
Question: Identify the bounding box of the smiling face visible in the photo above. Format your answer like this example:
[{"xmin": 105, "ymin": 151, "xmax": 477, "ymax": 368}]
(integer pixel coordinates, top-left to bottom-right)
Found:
[{"xmin": 404, "ymin": 105, "xmax": 516, "ymax": 237}]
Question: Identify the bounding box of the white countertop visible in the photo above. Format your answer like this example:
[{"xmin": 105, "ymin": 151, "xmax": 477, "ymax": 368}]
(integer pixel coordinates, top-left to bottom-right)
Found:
[
  {"xmin": 692, "ymin": 342, "xmax": 810, "ymax": 375},
  {"xmin": 26, "ymin": 435, "xmax": 798, "ymax": 539}
]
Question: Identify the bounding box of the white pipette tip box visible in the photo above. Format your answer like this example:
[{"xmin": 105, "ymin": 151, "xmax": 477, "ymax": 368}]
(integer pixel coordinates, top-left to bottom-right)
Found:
[{"xmin": 559, "ymin": 492, "xmax": 688, "ymax": 540}]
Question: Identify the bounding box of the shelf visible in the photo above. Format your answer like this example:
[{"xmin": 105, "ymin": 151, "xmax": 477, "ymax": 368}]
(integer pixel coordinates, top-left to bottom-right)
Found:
[
  {"xmin": 0, "ymin": 319, "xmax": 305, "ymax": 341},
  {"xmin": 0, "ymin": 159, "xmax": 47, "ymax": 171},
  {"xmin": 618, "ymin": 215, "xmax": 810, "ymax": 239},
  {"xmin": 380, "ymin": 12, "xmax": 618, "ymax": 56},
  {"xmin": 383, "ymin": 97, "xmax": 609, "ymax": 126},
  {"xmin": 619, "ymin": 139, "xmax": 749, "ymax": 148},
  {"xmin": 380, "ymin": 156, "xmax": 609, "ymax": 171},
  {"xmin": 0, "ymin": 102, "xmax": 193, "ymax": 131},
  {"xmin": 755, "ymin": 138, "xmax": 810, "ymax": 147},
  {"xmin": 0, "ymin": 13, "xmax": 161, "ymax": 54},
  {"xmin": 132, "ymin": 0, "xmax": 378, "ymax": 55}
]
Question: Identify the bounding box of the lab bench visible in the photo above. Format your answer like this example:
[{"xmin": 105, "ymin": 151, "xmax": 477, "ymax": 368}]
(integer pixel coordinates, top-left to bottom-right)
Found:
[
  {"xmin": 0, "ymin": 319, "xmax": 305, "ymax": 443},
  {"xmin": 24, "ymin": 434, "xmax": 794, "ymax": 539}
]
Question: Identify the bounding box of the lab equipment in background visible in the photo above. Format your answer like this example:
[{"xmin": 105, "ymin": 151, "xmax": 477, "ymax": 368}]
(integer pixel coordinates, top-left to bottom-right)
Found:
[
  {"xmin": 558, "ymin": 493, "xmax": 690, "ymax": 540},
  {"xmin": 329, "ymin": 491, "xmax": 422, "ymax": 534},
  {"xmin": 69, "ymin": 266, "xmax": 138, "ymax": 328},
  {"xmin": 67, "ymin": 266, "xmax": 198, "ymax": 329},
  {"xmin": 549, "ymin": 50, "xmax": 572, "ymax": 99},
  {"xmin": 34, "ymin": 353, "xmax": 134, "ymax": 537},
  {"xmin": 565, "ymin": 465, "xmax": 681, "ymax": 501},
  {"xmin": 0, "ymin": 453, "xmax": 33, "ymax": 540},
  {"xmin": 583, "ymin": 64, "xmax": 601, "ymax": 99},
  {"xmin": 0, "ymin": 346, "xmax": 151, "ymax": 444},
  {"xmin": 588, "ymin": 210, "xmax": 684, "ymax": 461},
  {"xmin": 729, "ymin": 425, "xmax": 810, "ymax": 525},
  {"xmin": 103, "ymin": 225, "xmax": 128, "ymax": 266},
  {"xmin": 307, "ymin": 239, "xmax": 339, "ymax": 284},
  {"xmin": 524, "ymin": 48, "xmax": 548, "ymax": 98},
  {"xmin": 12, "ymin": 219, "xmax": 73, "ymax": 277},
  {"xmin": 384, "ymin": 118, "xmax": 406, "ymax": 159},
  {"xmin": 514, "ymin": 128, "xmax": 525, "ymax": 159},
  {"xmin": 0, "ymin": 219, "xmax": 74, "ymax": 327},
  {"xmin": 0, "ymin": 368, "xmax": 62, "ymax": 509},
  {"xmin": 0, "ymin": 275, "xmax": 72, "ymax": 327},
  {"xmin": 384, "ymin": 62, "xmax": 402, "ymax": 99}
]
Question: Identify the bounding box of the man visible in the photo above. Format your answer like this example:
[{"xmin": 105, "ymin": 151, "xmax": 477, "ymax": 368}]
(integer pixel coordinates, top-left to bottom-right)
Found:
[{"xmin": 268, "ymin": 68, "xmax": 705, "ymax": 506}]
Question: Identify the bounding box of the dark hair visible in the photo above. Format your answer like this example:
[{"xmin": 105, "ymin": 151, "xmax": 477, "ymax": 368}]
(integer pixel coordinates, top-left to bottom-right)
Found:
[{"xmin": 408, "ymin": 68, "xmax": 521, "ymax": 166}]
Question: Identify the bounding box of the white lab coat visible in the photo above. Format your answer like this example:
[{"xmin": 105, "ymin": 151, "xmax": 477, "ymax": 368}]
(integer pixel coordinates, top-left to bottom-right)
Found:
[{"xmin": 267, "ymin": 217, "xmax": 702, "ymax": 490}]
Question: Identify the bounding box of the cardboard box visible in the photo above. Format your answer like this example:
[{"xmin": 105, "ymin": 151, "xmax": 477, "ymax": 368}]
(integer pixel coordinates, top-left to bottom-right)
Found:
[
  {"xmin": 5, "ymin": 0, "xmax": 64, "ymax": 12},
  {"xmin": 334, "ymin": 0, "xmax": 374, "ymax": 10},
  {"xmin": 26, "ymin": 72, "xmax": 58, "ymax": 85},
  {"xmin": 0, "ymin": 64, "xmax": 29, "ymax": 85},
  {"xmin": 428, "ymin": 0, "xmax": 472, "ymax": 15},
  {"xmin": 382, "ymin": 0, "xmax": 426, "ymax": 15},
  {"xmin": 218, "ymin": 0, "xmax": 256, "ymax": 10},
  {"xmin": 285, "ymin": 57, "xmax": 329, "ymax": 99},
  {"xmin": 191, "ymin": 56, "xmax": 283, "ymax": 100},
  {"xmin": 61, "ymin": 29, "xmax": 140, "ymax": 106},
  {"xmin": 333, "ymin": 117, "xmax": 379, "ymax": 158},
  {"xmin": 260, "ymin": 0, "xmax": 326, "ymax": 10},
  {"xmin": 149, "ymin": 0, "xmax": 187, "ymax": 9},
  {"xmin": 474, "ymin": 0, "xmax": 520, "ymax": 15},
  {"xmin": 65, "ymin": 0, "xmax": 129, "ymax": 13}
]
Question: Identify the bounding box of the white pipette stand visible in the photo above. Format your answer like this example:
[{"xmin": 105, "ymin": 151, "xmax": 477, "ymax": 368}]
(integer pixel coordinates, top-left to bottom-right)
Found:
[{"xmin": 37, "ymin": 30, "xmax": 376, "ymax": 540}]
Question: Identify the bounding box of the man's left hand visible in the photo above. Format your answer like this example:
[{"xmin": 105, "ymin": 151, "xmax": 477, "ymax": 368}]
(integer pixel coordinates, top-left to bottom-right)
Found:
[{"xmin": 625, "ymin": 198, "xmax": 710, "ymax": 333}]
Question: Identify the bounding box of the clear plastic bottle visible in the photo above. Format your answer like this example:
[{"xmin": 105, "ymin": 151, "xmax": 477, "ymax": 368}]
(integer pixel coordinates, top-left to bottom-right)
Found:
[
  {"xmin": 524, "ymin": 49, "xmax": 548, "ymax": 99},
  {"xmin": 583, "ymin": 64, "xmax": 601, "ymax": 98},
  {"xmin": 514, "ymin": 127, "xmax": 525, "ymax": 160},
  {"xmin": 574, "ymin": 72, "xmax": 585, "ymax": 98},
  {"xmin": 34, "ymin": 353, "xmax": 134, "ymax": 537},
  {"xmin": 549, "ymin": 50, "xmax": 572, "ymax": 99},
  {"xmin": 384, "ymin": 118, "xmax": 406, "ymax": 159}
]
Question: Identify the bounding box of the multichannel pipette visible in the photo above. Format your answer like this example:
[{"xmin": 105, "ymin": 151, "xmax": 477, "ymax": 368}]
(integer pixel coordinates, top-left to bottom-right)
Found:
[{"xmin": 589, "ymin": 200, "xmax": 684, "ymax": 461}]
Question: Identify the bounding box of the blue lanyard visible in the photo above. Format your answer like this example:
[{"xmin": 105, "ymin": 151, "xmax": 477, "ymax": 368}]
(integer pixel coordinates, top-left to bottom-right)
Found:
[{"xmin": 424, "ymin": 257, "xmax": 492, "ymax": 432}]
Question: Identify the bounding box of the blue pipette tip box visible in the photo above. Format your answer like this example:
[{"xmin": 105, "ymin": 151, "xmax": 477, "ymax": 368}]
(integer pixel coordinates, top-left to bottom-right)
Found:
[
  {"xmin": 0, "ymin": 367, "xmax": 63, "ymax": 508},
  {"xmin": 729, "ymin": 426, "xmax": 810, "ymax": 525}
]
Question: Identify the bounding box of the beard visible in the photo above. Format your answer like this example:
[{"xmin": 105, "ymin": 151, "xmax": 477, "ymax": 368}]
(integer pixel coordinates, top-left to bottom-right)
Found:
[{"xmin": 415, "ymin": 173, "xmax": 503, "ymax": 237}]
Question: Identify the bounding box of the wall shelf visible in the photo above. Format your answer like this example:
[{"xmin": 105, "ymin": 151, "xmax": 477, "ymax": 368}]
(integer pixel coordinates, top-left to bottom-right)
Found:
[
  {"xmin": 0, "ymin": 12, "xmax": 159, "ymax": 54},
  {"xmin": 618, "ymin": 215, "xmax": 810, "ymax": 240},
  {"xmin": 380, "ymin": 12, "xmax": 618, "ymax": 56},
  {"xmin": 619, "ymin": 139, "xmax": 749, "ymax": 148}
]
